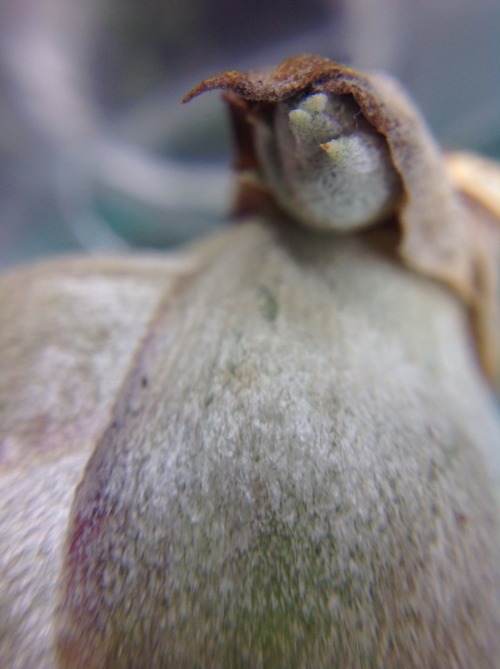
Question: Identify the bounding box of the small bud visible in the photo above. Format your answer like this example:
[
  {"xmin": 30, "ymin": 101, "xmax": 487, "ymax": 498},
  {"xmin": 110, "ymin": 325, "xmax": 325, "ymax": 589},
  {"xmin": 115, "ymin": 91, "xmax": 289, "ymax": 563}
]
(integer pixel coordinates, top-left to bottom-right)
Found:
[{"xmin": 253, "ymin": 91, "xmax": 402, "ymax": 231}]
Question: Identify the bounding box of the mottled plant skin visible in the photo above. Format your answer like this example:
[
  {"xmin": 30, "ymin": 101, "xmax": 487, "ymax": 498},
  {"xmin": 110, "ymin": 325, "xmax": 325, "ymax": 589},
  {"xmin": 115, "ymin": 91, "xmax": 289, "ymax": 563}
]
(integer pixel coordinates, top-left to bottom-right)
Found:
[
  {"xmin": 1, "ymin": 222, "xmax": 499, "ymax": 669},
  {"xmin": 0, "ymin": 253, "xmax": 198, "ymax": 669},
  {"xmin": 1, "ymin": 55, "xmax": 500, "ymax": 668}
]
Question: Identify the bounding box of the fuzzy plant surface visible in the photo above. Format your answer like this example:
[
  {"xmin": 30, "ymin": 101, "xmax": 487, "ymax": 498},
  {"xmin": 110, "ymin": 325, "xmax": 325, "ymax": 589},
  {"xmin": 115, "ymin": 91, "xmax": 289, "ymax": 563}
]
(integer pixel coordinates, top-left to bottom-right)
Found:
[{"xmin": 1, "ymin": 55, "xmax": 500, "ymax": 669}]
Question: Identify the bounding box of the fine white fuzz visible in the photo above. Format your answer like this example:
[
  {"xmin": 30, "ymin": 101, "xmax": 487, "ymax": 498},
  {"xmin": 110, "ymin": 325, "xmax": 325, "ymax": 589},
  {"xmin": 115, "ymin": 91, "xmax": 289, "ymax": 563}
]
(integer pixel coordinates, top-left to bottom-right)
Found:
[{"xmin": 254, "ymin": 91, "xmax": 402, "ymax": 230}]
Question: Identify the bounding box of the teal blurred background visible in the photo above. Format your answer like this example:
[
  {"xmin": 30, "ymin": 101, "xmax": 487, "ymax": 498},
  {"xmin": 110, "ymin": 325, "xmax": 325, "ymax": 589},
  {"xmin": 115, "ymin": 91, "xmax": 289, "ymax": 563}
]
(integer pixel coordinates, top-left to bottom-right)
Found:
[{"xmin": 1, "ymin": 0, "xmax": 499, "ymax": 267}]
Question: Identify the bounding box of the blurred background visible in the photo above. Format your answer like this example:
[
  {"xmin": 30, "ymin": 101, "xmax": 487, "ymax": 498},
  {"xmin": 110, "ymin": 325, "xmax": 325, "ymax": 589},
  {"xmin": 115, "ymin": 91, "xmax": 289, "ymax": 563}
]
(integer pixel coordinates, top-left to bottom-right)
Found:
[{"xmin": 1, "ymin": 0, "xmax": 499, "ymax": 267}]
